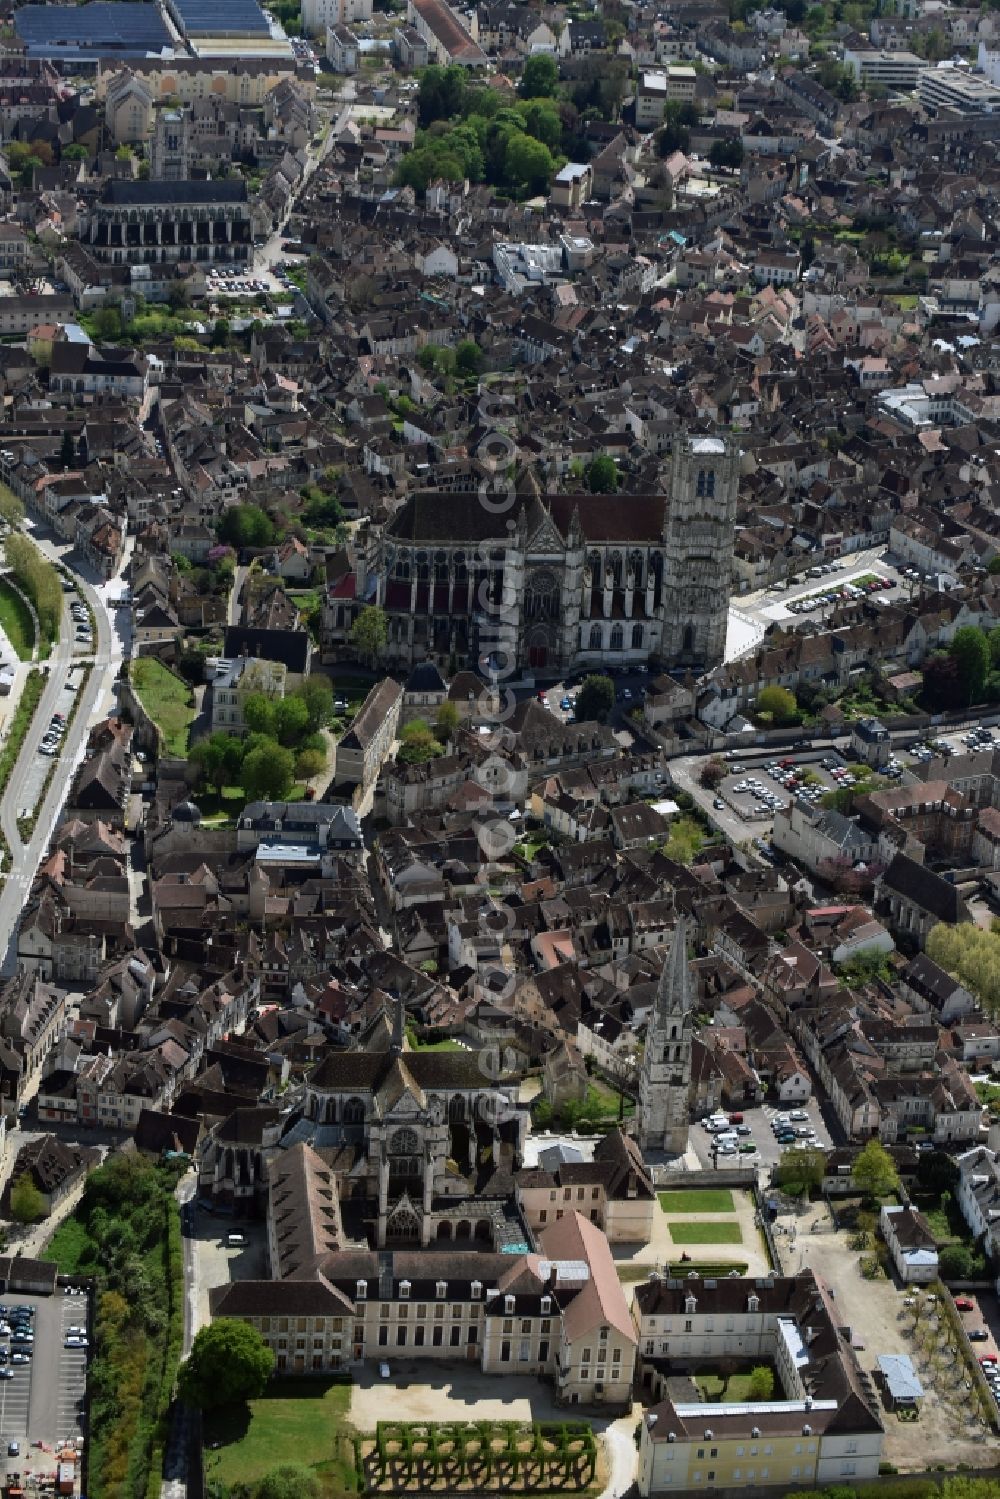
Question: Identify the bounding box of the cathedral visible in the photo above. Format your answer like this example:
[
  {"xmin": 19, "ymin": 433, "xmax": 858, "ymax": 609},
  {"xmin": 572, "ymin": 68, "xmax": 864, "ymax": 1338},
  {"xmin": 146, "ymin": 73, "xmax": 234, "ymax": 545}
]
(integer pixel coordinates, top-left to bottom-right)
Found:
[
  {"xmin": 359, "ymin": 432, "xmax": 740, "ymax": 677},
  {"xmin": 637, "ymin": 920, "xmax": 694, "ymax": 1157}
]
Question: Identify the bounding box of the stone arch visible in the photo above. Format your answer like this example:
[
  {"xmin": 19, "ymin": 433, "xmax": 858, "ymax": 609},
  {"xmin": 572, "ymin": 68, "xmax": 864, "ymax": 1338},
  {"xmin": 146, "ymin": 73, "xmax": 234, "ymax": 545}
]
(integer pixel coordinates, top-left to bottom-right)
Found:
[
  {"xmin": 682, "ymin": 623, "xmax": 695, "ymax": 655},
  {"xmin": 632, "ymin": 622, "xmax": 644, "ymax": 650},
  {"xmin": 456, "ymin": 1219, "xmax": 472, "ymax": 1240},
  {"xmin": 475, "ymin": 1218, "xmax": 492, "ymax": 1241},
  {"xmin": 610, "ymin": 623, "xmax": 624, "ymax": 652},
  {"xmin": 437, "ymin": 1220, "xmax": 453, "ymax": 1240},
  {"xmin": 588, "ymin": 623, "xmax": 602, "ymax": 650}
]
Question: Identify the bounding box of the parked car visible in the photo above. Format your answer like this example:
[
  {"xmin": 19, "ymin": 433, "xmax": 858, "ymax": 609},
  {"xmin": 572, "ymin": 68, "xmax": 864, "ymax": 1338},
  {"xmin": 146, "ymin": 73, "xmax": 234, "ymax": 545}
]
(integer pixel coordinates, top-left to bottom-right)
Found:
[
  {"xmin": 969, "ymin": 1329, "xmax": 990, "ymax": 1341},
  {"xmin": 955, "ymin": 1298, "xmax": 975, "ymax": 1312}
]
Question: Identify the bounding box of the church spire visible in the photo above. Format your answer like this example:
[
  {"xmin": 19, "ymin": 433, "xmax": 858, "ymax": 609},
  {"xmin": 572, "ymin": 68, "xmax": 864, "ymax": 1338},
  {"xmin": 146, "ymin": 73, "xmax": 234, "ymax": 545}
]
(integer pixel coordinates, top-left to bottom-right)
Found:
[{"xmin": 655, "ymin": 917, "xmax": 691, "ymax": 1027}]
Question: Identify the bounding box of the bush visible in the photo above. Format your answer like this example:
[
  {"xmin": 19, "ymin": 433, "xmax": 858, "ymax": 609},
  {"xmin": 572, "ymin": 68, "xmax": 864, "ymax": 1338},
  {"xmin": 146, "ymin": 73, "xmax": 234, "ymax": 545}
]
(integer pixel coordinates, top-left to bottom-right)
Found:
[{"xmin": 4, "ymin": 533, "xmax": 61, "ymax": 648}]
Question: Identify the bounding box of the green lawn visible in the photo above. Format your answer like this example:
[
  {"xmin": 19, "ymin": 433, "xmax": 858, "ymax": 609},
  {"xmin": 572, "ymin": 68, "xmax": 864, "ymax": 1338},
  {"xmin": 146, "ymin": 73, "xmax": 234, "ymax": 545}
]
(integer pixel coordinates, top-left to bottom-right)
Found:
[
  {"xmin": 667, "ymin": 1221, "xmax": 743, "ymax": 1246},
  {"xmin": 695, "ymin": 1372, "xmax": 754, "ymax": 1402},
  {"xmin": 0, "ymin": 578, "xmax": 34, "ymax": 659},
  {"xmin": 204, "ymin": 1379, "xmax": 355, "ymax": 1494},
  {"xmin": 131, "ymin": 657, "xmax": 196, "ymax": 756},
  {"xmin": 659, "ymin": 1189, "xmax": 735, "ymax": 1214}
]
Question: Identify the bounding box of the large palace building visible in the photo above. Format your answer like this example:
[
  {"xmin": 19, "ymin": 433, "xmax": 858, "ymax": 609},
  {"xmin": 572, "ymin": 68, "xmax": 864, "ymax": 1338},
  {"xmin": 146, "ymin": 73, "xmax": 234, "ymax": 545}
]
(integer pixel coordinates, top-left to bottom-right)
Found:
[{"xmin": 360, "ymin": 433, "xmax": 740, "ymax": 677}]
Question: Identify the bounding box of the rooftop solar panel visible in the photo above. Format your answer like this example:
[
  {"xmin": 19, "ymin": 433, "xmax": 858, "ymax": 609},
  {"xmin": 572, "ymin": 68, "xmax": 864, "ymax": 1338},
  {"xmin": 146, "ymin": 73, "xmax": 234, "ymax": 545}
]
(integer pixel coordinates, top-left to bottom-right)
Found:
[
  {"xmin": 168, "ymin": 0, "xmax": 271, "ymax": 35},
  {"xmin": 15, "ymin": 2, "xmax": 172, "ymax": 56}
]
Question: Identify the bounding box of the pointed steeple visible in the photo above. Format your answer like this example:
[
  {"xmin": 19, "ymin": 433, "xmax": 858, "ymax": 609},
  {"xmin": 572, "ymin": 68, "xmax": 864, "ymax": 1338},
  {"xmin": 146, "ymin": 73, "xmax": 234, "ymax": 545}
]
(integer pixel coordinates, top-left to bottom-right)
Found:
[{"xmin": 656, "ymin": 917, "xmax": 692, "ymax": 1027}]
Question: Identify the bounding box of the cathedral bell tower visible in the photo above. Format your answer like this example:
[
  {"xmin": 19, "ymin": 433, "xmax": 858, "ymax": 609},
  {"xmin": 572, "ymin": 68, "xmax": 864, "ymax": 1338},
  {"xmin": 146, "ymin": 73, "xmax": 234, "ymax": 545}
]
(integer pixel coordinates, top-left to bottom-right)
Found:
[
  {"xmin": 637, "ymin": 918, "xmax": 694, "ymax": 1156},
  {"xmin": 660, "ymin": 432, "xmax": 740, "ymax": 670}
]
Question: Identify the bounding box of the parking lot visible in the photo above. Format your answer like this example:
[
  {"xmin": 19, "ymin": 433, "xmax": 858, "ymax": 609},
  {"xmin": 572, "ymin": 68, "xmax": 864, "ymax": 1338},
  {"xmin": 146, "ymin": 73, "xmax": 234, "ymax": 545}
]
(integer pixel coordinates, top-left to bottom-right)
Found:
[
  {"xmin": 0, "ymin": 1289, "xmax": 88, "ymax": 1479},
  {"xmin": 690, "ymin": 1100, "xmax": 832, "ymax": 1174},
  {"xmin": 715, "ymin": 752, "xmax": 856, "ymax": 827}
]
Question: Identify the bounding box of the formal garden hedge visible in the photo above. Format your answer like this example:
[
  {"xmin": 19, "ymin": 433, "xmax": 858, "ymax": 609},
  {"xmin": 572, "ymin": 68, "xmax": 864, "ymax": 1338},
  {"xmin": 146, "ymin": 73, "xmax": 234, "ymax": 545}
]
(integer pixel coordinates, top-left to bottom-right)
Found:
[{"xmin": 356, "ymin": 1421, "xmax": 598, "ymax": 1494}]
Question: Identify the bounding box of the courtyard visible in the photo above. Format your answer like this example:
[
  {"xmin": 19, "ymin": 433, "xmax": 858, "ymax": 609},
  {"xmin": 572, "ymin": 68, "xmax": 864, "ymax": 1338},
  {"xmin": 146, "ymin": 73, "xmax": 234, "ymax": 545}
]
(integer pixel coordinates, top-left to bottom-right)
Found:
[
  {"xmin": 780, "ymin": 1198, "xmax": 992, "ymax": 1471},
  {"xmin": 613, "ymin": 1185, "xmax": 769, "ymax": 1292}
]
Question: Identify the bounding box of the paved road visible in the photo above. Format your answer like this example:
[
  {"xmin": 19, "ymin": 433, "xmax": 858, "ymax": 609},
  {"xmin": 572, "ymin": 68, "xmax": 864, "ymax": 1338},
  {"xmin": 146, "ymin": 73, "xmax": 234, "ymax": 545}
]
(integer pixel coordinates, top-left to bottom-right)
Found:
[{"xmin": 0, "ymin": 527, "xmax": 125, "ymax": 976}]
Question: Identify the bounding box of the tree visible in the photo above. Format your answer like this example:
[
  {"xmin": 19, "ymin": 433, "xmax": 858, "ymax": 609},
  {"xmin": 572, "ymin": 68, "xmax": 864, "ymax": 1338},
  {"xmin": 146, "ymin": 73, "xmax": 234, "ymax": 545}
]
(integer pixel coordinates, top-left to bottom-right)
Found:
[
  {"xmin": 273, "ymin": 695, "xmax": 309, "ymax": 746},
  {"xmin": 435, "ymin": 699, "xmax": 459, "ymax": 741},
  {"xmin": 350, "ymin": 605, "xmax": 388, "ymax": 666},
  {"xmin": 708, "ymin": 137, "xmax": 744, "ymax": 168},
  {"xmin": 921, "ymin": 650, "xmax": 966, "ymax": 712},
  {"xmin": 756, "ymin": 685, "xmax": 798, "ymax": 726},
  {"xmin": 504, "ymin": 131, "xmax": 556, "ymax": 196},
  {"xmin": 950, "ymin": 626, "xmax": 991, "ymax": 706},
  {"xmin": 217, "ymin": 504, "xmax": 274, "ymax": 550},
  {"xmin": 191, "ymin": 732, "xmax": 244, "ymax": 793},
  {"xmin": 296, "ymin": 675, "xmax": 334, "ymax": 732},
  {"xmin": 177, "ymin": 1319, "xmax": 274, "ymax": 1410},
  {"xmin": 295, "ymin": 747, "xmax": 326, "ymax": 778},
  {"xmin": 9, "ymin": 1173, "xmax": 46, "ymax": 1225},
  {"xmin": 519, "ymin": 53, "xmax": 559, "ymax": 99},
  {"xmin": 699, "ymin": 759, "xmax": 726, "ymax": 790},
  {"xmin": 575, "ymin": 674, "xmax": 615, "ymax": 723},
  {"xmin": 916, "ymin": 1150, "xmax": 958, "ymax": 1197},
  {"xmin": 241, "ymin": 741, "xmax": 295, "ymax": 802},
  {"xmin": 255, "ymin": 1467, "xmax": 321, "ymax": 1499},
  {"xmin": 937, "ymin": 1243, "xmax": 973, "ymax": 1281},
  {"xmin": 211, "ymin": 318, "xmax": 231, "ymax": 348},
  {"xmin": 748, "ymin": 1366, "xmax": 775, "ymax": 1401},
  {"xmin": 63, "ymin": 144, "xmax": 89, "ymax": 162},
  {"xmin": 0, "ymin": 485, "xmax": 23, "ymax": 527},
  {"xmin": 241, "ymin": 692, "xmax": 277, "ymax": 738},
  {"xmin": 455, "ymin": 339, "xmax": 483, "ymax": 377},
  {"xmin": 851, "ymin": 1139, "xmax": 899, "ymax": 1201},
  {"xmin": 398, "ymin": 719, "xmax": 443, "ymax": 765},
  {"xmin": 585, "ymin": 455, "xmax": 619, "ymax": 494},
  {"xmin": 774, "ymin": 1147, "xmax": 825, "ymax": 1196}
]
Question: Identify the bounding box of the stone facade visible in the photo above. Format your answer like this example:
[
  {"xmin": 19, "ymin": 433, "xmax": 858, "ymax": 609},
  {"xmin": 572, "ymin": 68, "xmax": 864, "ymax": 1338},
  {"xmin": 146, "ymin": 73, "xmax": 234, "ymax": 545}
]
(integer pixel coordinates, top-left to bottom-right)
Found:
[
  {"xmin": 359, "ymin": 432, "xmax": 739, "ymax": 677},
  {"xmin": 637, "ymin": 920, "xmax": 693, "ymax": 1156}
]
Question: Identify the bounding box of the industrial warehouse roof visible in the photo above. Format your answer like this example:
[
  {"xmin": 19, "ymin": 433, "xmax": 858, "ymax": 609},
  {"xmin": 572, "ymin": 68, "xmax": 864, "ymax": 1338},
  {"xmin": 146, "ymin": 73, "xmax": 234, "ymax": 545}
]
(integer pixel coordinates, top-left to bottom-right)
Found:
[
  {"xmin": 167, "ymin": 0, "xmax": 272, "ymax": 35},
  {"xmin": 15, "ymin": 1, "xmax": 172, "ymax": 57}
]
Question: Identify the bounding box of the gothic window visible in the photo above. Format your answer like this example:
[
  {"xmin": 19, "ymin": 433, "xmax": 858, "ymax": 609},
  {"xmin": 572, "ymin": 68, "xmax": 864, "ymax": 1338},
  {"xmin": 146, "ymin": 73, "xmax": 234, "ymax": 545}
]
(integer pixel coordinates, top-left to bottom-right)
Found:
[
  {"xmin": 629, "ymin": 550, "xmax": 644, "ymax": 590},
  {"xmin": 454, "ymin": 552, "xmax": 467, "ymax": 582},
  {"xmin": 610, "ymin": 551, "xmax": 623, "ymax": 587},
  {"xmin": 587, "ymin": 551, "xmax": 601, "ymax": 579},
  {"xmin": 589, "ymin": 624, "xmax": 602, "ymax": 650},
  {"xmin": 343, "ymin": 1097, "xmax": 365, "ymax": 1125},
  {"xmin": 395, "ymin": 557, "xmax": 410, "ymax": 582},
  {"xmin": 682, "ymin": 623, "xmax": 695, "ymax": 655},
  {"xmin": 696, "ymin": 468, "xmax": 716, "ymax": 500},
  {"xmin": 632, "ymin": 623, "xmax": 643, "ymax": 650},
  {"xmin": 610, "ymin": 624, "xmax": 624, "ymax": 652},
  {"xmin": 390, "ymin": 1127, "xmax": 419, "ymax": 1156},
  {"xmin": 524, "ymin": 568, "xmax": 560, "ymax": 623}
]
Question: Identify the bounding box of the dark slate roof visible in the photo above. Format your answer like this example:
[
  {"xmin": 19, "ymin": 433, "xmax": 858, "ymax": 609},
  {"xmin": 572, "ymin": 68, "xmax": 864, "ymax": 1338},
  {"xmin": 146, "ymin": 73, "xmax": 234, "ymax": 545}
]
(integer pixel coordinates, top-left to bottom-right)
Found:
[
  {"xmin": 224, "ymin": 627, "xmax": 310, "ymax": 672},
  {"xmin": 880, "ymin": 852, "xmax": 969, "ymax": 924},
  {"xmin": 103, "ymin": 179, "xmax": 248, "ymax": 207}
]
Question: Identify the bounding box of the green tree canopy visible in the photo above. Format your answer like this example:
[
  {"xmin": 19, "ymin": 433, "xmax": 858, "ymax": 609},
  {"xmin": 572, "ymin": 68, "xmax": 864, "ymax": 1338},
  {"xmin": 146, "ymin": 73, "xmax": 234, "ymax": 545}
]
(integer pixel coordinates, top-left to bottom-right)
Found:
[
  {"xmin": 177, "ymin": 1319, "xmax": 274, "ymax": 1410},
  {"xmin": 350, "ymin": 605, "xmax": 388, "ymax": 666},
  {"xmin": 9, "ymin": 1173, "xmax": 46, "ymax": 1225},
  {"xmin": 241, "ymin": 692, "xmax": 278, "ymax": 738},
  {"xmin": 190, "ymin": 731, "xmax": 244, "ymax": 792},
  {"xmin": 709, "ymin": 136, "xmax": 744, "ymax": 168},
  {"xmin": 398, "ymin": 719, "xmax": 444, "ymax": 765},
  {"xmin": 518, "ymin": 53, "xmax": 559, "ymax": 98},
  {"xmin": 296, "ymin": 675, "xmax": 334, "ymax": 732},
  {"xmin": 575, "ymin": 674, "xmax": 615, "ymax": 723},
  {"xmin": 756, "ymin": 684, "xmax": 798, "ymax": 725},
  {"xmin": 748, "ymin": 1366, "xmax": 775, "ymax": 1401},
  {"xmin": 274, "ymin": 695, "xmax": 310, "ymax": 746},
  {"xmin": 241, "ymin": 741, "xmax": 295, "ymax": 802},
  {"xmin": 851, "ymin": 1139, "xmax": 899, "ymax": 1200},
  {"xmin": 455, "ymin": 339, "xmax": 483, "ymax": 377},
  {"xmin": 504, "ymin": 131, "xmax": 556, "ymax": 195},
  {"xmin": 585, "ymin": 455, "xmax": 619, "ymax": 494},
  {"xmin": 435, "ymin": 699, "xmax": 459, "ymax": 740},
  {"xmin": 295, "ymin": 747, "xmax": 326, "ymax": 778},
  {"xmin": 217, "ymin": 504, "xmax": 274, "ymax": 549},
  {"xmin": 950, "ymin": 625, "xmax": 991, "ymax": 706}
]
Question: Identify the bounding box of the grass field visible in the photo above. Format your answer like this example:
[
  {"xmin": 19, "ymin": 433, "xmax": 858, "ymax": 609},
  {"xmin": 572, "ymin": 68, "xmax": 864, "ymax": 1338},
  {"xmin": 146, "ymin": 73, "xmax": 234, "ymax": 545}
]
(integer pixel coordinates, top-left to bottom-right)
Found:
[
  {"xmin": 667, "ymin": 1221, "xmax": 743, "ymax": 1246},
  {"xmin": 204, "ymin": 1380, "xmax": 356, "ymax": 1494},
  {"xmin": 131, "ymin": 657, "xmax": 196, "ymax": 756},
  {"xmin": 0, "ymin": 577, "xmax": 34, "ymax": 659},
  {"xmin": 659, "ymin": 1189, "xmax": 735, "ymax": 1214},
  {"xmin": 696, "ymin": 1371, "xmax": 771, "ymax": 1402}
]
